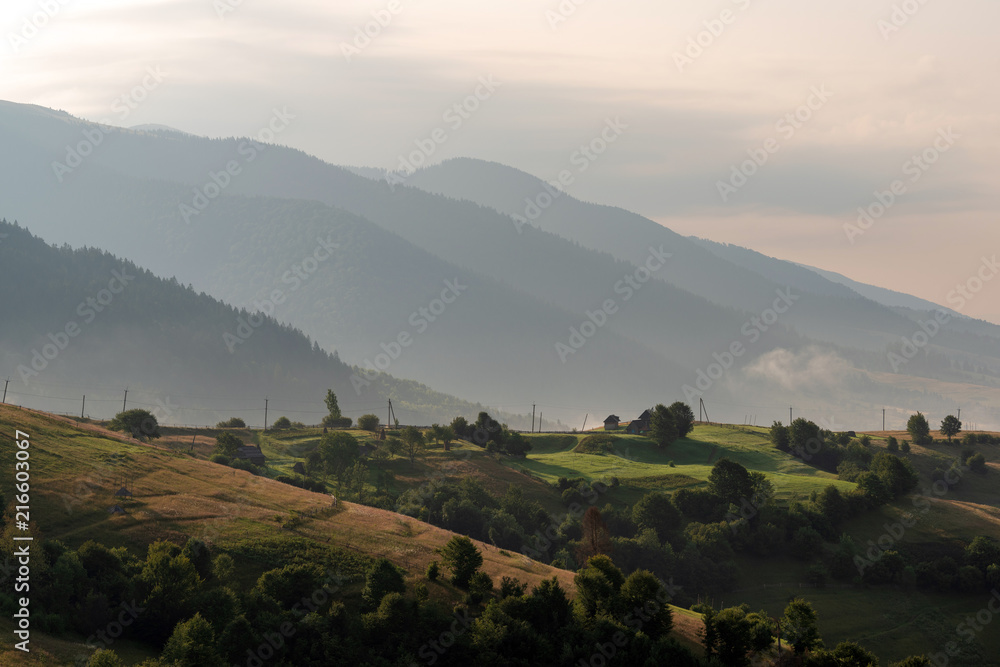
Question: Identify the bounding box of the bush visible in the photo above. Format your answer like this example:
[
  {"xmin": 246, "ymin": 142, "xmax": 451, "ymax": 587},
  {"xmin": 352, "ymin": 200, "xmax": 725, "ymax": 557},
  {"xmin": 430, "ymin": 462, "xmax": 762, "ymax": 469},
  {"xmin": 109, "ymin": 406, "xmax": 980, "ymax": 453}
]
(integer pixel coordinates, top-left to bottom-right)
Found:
[
  {"xmin": 426, "ymin": 560, "xmax": 440, "ymax": 582},
  {"xmin": 466, "ymin": 571, "xmax": 494, "ymax": 604},
  {"xmin": 859, "ymin": 435, "xmax": 872, "ymax": 447},
  {"xmin": 324, "ymin": 415, "xmax": 353, "ymax": 428},
  {"xmin": 216, "ymin": 417, "xmax": 246, "ymax": 428},
  {"xmin": 107, "ymin": 408, "xmax": 160, "ymax": 440},
  {"xmin": 358, "ymin": 414, "xmax": 380, "ymax": 431},
  {"xmin": 900, "ymin": 440, "xmax": 911, "ymax": 454},
  {"xmin": 967, "ymin": 453, "xmax": 987, "ymax": 474},
  {"xmin": 271, "ymin": 416, "xmax": 292, "ymax": 430},
  {"xmin": 886, "ymin": 436, "xmax": 899, "ymax": 453},
  {"xmin": 210, "ymin": 454, "xmax": 230, "ymax": 465}
]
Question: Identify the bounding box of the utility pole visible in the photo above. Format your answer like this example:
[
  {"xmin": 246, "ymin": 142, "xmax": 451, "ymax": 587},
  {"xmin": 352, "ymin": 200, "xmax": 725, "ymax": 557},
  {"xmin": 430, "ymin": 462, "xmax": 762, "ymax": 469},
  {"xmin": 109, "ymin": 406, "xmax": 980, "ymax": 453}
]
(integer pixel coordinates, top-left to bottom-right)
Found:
[
  {"xmin": 957, "ymin": 408, "xmax": 961, "ymax": 422},
  {"xmin": 264, "ymin": 397, "xmax": 268, "ymax": 431},
  {"xmin": 883, "ymin": 408, "xmax": 886, "ymax": 432},
  {"xmin": 1, "ymin": 377, "xmax": 9, "ymax": 404},
  {"xmin": 122, "ymin": 387, "xmax": 128, "ymax": 413},
  {"xmin": 82, "ymin": 395, "xmax": 86, "ymax": 419},
  {"xmin": 388, "ymin": 399, "xmax": 391, "ymax": 429},
  {"xmin": 538, "ymin": 412, "xmax": 542, "ymax": 433},
  {"xmin": 789, "ymin": 406, "xmax": 793, "ymax": 424},
  {"xmin": 532, "ymin": 404, "xmax": 536, "ymax": 433},
  {"xmin": 581, "ymin": 414, "xmax": 588, "ymax": 432}
]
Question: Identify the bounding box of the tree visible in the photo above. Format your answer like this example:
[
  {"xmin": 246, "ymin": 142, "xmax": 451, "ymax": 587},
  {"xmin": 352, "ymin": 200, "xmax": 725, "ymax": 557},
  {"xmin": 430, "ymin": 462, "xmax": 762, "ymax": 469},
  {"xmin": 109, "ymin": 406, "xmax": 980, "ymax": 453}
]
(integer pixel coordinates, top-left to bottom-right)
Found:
[
  {"xmin": 108, "ymin": 408, "xmax": 160, "ymax": 441},
  {"xmin": 451, "ymin": 416, "xmax": 469, "ymax": 439},
  {"xmin": 631, "ymin": 492, "xmax": 682, "ymax": 543},
  {"xmin": 907, "ymin": 412, "xmax": 932, "ymax": 446},
  {"xmin": 324, "ymin": 389, "xmax": 342, "ymax": 420},
  {"xmin": 967, "ymin": 452, "xmax": 987, "ymax": 474},
  {"xmin": 160, "ymin": 613, "xmax": 225, "ymax": 666},
  {"xmin": 271, "ymin": 416, "xmax": 291, "ymax": 430},
  {"xmin": 769, "ymin": 421, "xmax": 791, "ymax": 452},
  {"xmin": 940, "ymin": 415, "xmax": 962, "ymax": 442},
  {"xmin": 358, "ymin": 414, "xmax": 380, "ymax": 431},
  {"xmin": 467, "ymin": 570, "xmax": 494, "ymax": 604},
  {"xmin": 709, "ymin": 458, "xmax": 754, "ymax": 505},
  {"xmin": 319, "ymin": 432, "xmax": 359, "ymax": 483},
  {"xmin": 669, "ymin": 401, "xmax": 696, "ymax": 438},
  {"xmin": 440, "ymin": 425, "xmax": 456, "ymax": 452},
  {"xmin": 400, "ymin": 426, "xmax": 425, "ymax": 465},
  {"xmin": 216, "ymin": 417, "xmax": 246, "ymax": 428},
  {"xmin": 361, "ymin": 558, "xmax": 406, "ymax": 610},
  {"xmin": 619, "ymin": 570, "xmax": 673, "ymax": 639},
  {"xmin": 577, "ymin": 506, "xmax": 613, "ymax": 562},
  {"xmin": 782, "ymin": 598, "xmax": 822, "ymax": 655},
  {"xmin": 440, "ymin": 535, "xmax": 483, "ymax": 588},
  {"xmin": 650, "ymin": 404, "xmax": 678, "ymax": 448},
  {"xmin": 213, "ymin": 432, "xmax": 242, "ymax": 457},
  {"xmin": 790, "ymin": 418, "xmax": 821, "ymax": 454}
]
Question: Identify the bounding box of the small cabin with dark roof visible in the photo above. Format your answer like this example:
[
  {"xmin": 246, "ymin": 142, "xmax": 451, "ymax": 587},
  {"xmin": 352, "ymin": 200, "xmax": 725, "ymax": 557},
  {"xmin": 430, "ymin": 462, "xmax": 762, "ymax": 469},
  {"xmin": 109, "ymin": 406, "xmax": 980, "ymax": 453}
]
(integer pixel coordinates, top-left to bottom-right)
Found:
[
  {"xmin": 235, "ymin": 445, "xmax": 266, "ymax": 466},
  {"xmin": 604, "ymin": 415, "xmax": 621, "ymax": 431},
  {"xmin": 627, "ymin": 409, "xmax": 652, "ymax": 435}
]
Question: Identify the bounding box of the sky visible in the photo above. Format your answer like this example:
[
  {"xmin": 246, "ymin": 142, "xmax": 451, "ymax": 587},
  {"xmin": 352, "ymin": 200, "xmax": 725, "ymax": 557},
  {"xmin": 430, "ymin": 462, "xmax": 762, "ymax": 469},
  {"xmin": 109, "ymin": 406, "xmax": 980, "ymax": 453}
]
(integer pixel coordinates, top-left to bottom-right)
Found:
[{"xmin": 4, "ymin": 0, "xmax": 999, "ymax": 323}]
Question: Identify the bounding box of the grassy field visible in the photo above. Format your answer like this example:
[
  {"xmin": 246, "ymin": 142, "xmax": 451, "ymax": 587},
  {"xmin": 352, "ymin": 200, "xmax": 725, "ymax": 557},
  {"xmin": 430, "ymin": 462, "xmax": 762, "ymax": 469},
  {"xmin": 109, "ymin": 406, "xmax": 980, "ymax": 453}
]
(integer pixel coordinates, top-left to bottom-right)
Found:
[
  {"xmin": 0, "ymin": 406, "xmax": 705, "ymax": 665},
  {"xmin": 510, "ymin": 425, "xmax": 855, "ymax": 505}
]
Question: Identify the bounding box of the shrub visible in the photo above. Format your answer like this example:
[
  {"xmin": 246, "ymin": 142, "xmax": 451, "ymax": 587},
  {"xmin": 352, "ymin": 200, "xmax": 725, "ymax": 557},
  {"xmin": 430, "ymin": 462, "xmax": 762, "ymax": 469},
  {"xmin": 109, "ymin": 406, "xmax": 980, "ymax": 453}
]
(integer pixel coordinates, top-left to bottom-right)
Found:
[
  {"xmin": 358, "ymin": 414, "xmax": 380, "ymax": 431},
  {"xmin": 859, "ymin": 435, "xmax": 872, "ymax": 447},
  {"xmin": 216, "ymin": 417, "xmax": 246, "ymax": 428},
  {"xmin": 324, "ymin": 415, "xmax": 353, "ymax": 428},
  {"xmin": 886, "ymin": 436, "xmax": 899, "ymax": 453},
  {"xmin": 210, "ymin": 454, "xmax": 230, "ymax": 465},
  {"xmin": 426, "ymin": 560, "xmax": 440, "ymax": 581},
  {"xmin": 900, "ymin": 440, "xmax": 911, "ymax": 454},
  {"xmin": 466, "ymin": 571, "xmax": 494, "ymax": 604},
  {"xmin": 967, "ymin": 453, "xmax": 987, "ymax": 474},
  {"xmin": 271, "ymin": 416, "xmax": 292, "ymax": 430}
]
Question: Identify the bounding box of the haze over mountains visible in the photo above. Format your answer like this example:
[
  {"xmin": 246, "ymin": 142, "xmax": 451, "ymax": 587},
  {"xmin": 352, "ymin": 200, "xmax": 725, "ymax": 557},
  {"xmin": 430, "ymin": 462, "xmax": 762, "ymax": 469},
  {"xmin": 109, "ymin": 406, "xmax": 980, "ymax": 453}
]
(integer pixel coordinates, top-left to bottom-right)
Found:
[{"xmin": 2, "ymin": 101, "xmax": 998, "ymax": 429}]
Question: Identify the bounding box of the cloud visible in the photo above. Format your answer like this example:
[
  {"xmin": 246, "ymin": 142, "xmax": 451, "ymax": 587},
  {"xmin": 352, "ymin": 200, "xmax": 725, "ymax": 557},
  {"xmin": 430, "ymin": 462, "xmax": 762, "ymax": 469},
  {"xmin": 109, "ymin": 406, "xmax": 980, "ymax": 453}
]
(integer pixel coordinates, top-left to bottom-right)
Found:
[{"xmin": 742, "ymin": 346, "xmax": 855, "ymax": 393}]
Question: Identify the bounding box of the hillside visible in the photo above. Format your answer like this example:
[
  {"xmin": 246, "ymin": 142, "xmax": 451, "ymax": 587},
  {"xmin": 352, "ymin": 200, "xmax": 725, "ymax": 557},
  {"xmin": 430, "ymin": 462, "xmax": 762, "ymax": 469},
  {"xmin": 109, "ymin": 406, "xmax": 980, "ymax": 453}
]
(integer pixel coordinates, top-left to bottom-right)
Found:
[
  {"xmin": 0, "ymin": 220, "xmax": 501, "ymax": 426},
  {"xmin": 2, "ymin": 406, "xmax": 712, "ymax": 665}
]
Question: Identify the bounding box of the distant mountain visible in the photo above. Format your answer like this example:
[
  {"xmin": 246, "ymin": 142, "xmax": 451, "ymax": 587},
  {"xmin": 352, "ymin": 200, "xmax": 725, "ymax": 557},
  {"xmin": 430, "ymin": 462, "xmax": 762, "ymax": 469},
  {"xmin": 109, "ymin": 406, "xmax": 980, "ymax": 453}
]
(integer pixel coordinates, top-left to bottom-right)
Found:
[
  {"xmin": 1, "ymin": 101, "xmax": 997, "ymax": 427},
  {"xmin": 0, "ymin": 220, "xmax": 500, "ymax": 427},
  {"xmin": 795, "ymin": 263, "xmax": 962, "ymax": 317}
]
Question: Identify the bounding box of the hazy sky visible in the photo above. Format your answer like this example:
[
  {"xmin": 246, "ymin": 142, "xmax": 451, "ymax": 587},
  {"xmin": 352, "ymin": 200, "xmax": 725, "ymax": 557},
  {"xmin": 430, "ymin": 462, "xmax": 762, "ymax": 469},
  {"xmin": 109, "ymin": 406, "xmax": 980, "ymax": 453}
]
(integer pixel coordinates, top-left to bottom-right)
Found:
[{"xmin": 4, "ymin": 0, "xmax": 999, "ymax": 323}]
